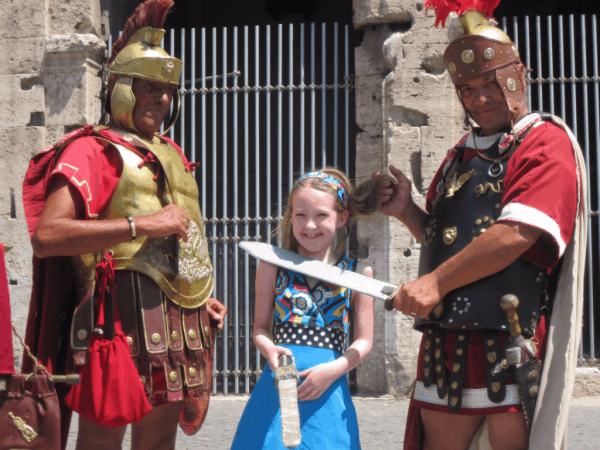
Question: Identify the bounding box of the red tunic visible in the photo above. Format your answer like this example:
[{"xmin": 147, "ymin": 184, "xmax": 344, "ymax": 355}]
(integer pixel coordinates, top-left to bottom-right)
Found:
[{"xmin": 404, "ymin": 116, "xmax": 578, "ymax": 449}]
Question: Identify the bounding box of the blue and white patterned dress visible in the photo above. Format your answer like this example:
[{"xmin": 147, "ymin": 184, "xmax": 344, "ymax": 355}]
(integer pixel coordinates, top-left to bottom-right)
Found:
[{"xmin": 231, "ymin": 256, "xmax": 362, "ymax": 450}]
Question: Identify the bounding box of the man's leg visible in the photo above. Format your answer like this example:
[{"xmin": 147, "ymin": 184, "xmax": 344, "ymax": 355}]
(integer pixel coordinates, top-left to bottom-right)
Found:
[
  {"xmin": 75, "ymin": 417, "xmax": 128, "ymax": 450},
  {"xmin": 130, "ymin": 401, "xmax": 184, "ymax": 450},
  {"xmin": 421, "ymin": 409, "xmax": 484, "ymax": 450},
  {"xmin": 486, "ymin": 412, "xmax": 528, "ymax": 450}
]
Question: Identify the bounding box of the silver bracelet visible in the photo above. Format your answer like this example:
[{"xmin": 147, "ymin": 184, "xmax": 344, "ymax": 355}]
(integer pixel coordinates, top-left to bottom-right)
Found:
[{"xmin": 126, "ymin": 216, "xmax": 136, "ymax": 241}]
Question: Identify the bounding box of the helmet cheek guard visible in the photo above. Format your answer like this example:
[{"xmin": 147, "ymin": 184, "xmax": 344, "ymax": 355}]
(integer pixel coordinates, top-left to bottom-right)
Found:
[
  {"xmin": 495, "ymin": 63, "xmax": 526, "ymax": 113},
  {"xmin": 111, "ymin": 76, "xmax": 139, "ymax": 134}
]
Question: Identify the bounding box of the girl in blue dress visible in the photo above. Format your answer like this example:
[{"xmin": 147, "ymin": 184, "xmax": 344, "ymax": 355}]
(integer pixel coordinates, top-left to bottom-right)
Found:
[{"xmin": 232, "ymin": 168, "xmax": 392, "ymax": 449}]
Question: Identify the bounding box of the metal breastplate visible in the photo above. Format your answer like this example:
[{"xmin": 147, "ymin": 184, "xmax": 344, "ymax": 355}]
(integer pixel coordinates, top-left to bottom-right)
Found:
[
  {"xmin": 70, "ymin": 133, "xmax": 213, "ymax": 309},
  {"xmin": 416, "ymin": 137, "xmax": 546, "ymax": 335}
]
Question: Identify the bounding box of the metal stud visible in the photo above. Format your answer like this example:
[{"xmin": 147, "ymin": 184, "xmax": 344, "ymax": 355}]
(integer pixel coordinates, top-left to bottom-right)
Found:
[
  {"xmin": 461, "ymin": 49, "xmax": 475, "ymax": 64},
  {"xmin": 483, "ymin": 48, "xmax": 495, "ymax": 60},
  {"xmin": 475, "ymin": 218, "xmax": 482, "ymax": 225},
  {"xmin": 151, "ymin": 333, "xmax": 161, "ymax": 345},
  {"xmin": 169, "ymin": 371, "xmax": 178, "ymax": 383},
  {"xmin": 189, "ymin": 367, "xmax": 197, "ymax": 378},
  {"xmin": 127, "ymin": 337, "xmax": 133, "ymax": 346},
  {"xmin": 188, "ymin": 329, "xmax": 197, "ymax": 340},
  {"xmin": 77, "ymin": 329, "xmax": 88, "ymax": 341},
  {"xmin": 171, "ymin": 330, "xmax": 179, "ymax": 342}
]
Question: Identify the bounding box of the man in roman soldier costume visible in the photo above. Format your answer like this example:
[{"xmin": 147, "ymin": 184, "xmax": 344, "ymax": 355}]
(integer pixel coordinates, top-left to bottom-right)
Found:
[
  {"xmin": 377, "ymin": 0, "xmax": 587, "ymax": 449},
  {"xmin": 21, "ymin": 0, "xmax": 227, "ymax": 448}
]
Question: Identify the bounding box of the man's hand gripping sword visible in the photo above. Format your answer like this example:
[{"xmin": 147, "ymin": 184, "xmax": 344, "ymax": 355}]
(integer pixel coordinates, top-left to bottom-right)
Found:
[{"xmin": 274, "ymin": 355, "xmax": 301, "ymax": 448}]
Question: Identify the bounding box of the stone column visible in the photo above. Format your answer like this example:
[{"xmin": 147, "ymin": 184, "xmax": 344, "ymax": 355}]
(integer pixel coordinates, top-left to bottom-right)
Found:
[
  {"xmin": 353, "ymin": 0, "xmax": 464, "ymax": 396},
  {"xmin": 0, "ymin": 0, "xmax": 105, "ymax": 372}
]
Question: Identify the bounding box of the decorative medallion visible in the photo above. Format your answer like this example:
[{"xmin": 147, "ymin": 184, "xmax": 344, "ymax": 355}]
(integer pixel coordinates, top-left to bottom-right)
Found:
[
  {"xmin": 171, "ymin": 330, "xmax": 179, "ymax": 342},
  {"xmin": 435, "ymin": 337, "xmax": 441, "ymax": 344},
  {"xmin": 487, "ymin": 339, "xmax": 495, "ymax": 346},
  {"xmin": 483, "ymin": 48, "xmax": 495, "ymax": 60},
  {"xmin": 500, "ymin": 359, "xmax": 509, "ymax": 370},
  {"xmin": 461, "ymin": 49, "xmax": 475, "ymax": 64},
  {"xmin": 448, "ymin": 62, "xmax": 457, "ymax": 74},
  {"xmin": 179, "ymin": 220, "xmax": 212, "ymax": 284},
  {"xmin": 127, "ymin": 337, "xmax": 133, "ymax": 346},
  {"xmin": 169, "ymin": 371, "xmax": 178, "ymax": 382},
  {"xmin": 487, "ymin": 352, "xmax": 497, "ymax": 363},
  {"xmin": 450, "ymin": 397, "xmax": 458, "ymax": 407},
  {"xmin": 433, "ymin": 304, "xmax": 444, "ymax": 318},
  {"xmin": 445, "ymin": 169, "xmax": 474, "ymax": 197},
  {"xmin": 424, "ymin": 354, "xmax": 430, "ymax": 362},
  {"xmin": 458, "ymin": 334, "xmax": 466, "ymax": 341},
  {"xmin": 436, "ymin": 364, "xmax": 442, "ymax": 372},
  {"xmin": 151, "ymin": 333, "xmax": 161, "ymax": 345},
  {"xmin": 188, "ymin": 329, "xmax": 197, "ymax": 340},
  {"xmin": 529, "ymin": 386, "xmax": 539, "ymax": 397},
  {"xmin": 438, "ymin": 379, "xmax": 444, "ymax": 388},
  {"xmin": 443, "ymin": 227, "xmax": 458, "ymax": 245},
  {"xmin": 492, "ymin": 382, "xmax": 501, "ymax": 393},
  {"xmin": 77, "ymin": 329, "xmax": 88, "ymax": 341},
  {"xmin": 162, "ymin": 61, "xmax": 176, "ymax": 78},
  {"xmin": 451, "ymin": 381, "xmax": 458, "ymax": 389},
  {"xmin": 452, "ymin": 363, "xmax": 460, "ymax": 373},
  {"xmin": 513, "ymin": 45, "xmax": 520, "ymax": 58},
  {"xmin": 527, "ymin": 370, "xmax": 539, "ymax": 382},
  {"xmin": 425, "ymin": 340, "xmax": 432, "ymax": 350},
  {"xmin": 188, "ymin": 367, "xmax": 197, "ymax": 377},
  {"xmin": 456, "ymin": 348, "xmax": 463, "ymax": 356},
  {"xmin": 8, "ymin": 412, "xmax": 38, "ymax": 444},
  {"xmin": 506, "ymin": 77, "xmax": 517, "ymax": 91},
  {"xmin": 434, "ymin": 349, "xmax": 441, "ymax": 359},
  {"xmin": 424, "ymin": 368, "xmax": 430, "ymax": 377}
]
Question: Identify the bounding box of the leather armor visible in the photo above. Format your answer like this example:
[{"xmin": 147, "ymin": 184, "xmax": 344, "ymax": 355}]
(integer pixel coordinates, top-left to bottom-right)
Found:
[{"xmin": 416, "ymin": 135, "xmax": 547, "ymax": 336}]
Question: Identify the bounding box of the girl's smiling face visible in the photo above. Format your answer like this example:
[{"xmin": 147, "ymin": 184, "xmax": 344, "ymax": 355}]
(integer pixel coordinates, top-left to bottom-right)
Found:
[{"xmin": 290, "ymin": 186, "xmax": 348, "ymax": 260}]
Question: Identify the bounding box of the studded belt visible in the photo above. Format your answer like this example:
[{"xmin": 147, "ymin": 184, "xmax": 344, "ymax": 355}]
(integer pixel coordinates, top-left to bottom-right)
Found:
[{"xmin": 274, "ymin": 322, "xmax": 346, "ymax": 354}]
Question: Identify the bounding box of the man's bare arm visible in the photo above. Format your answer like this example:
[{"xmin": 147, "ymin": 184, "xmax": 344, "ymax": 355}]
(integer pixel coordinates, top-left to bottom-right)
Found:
[
  {"xmin": 33, "ymin": 176, "xmax": 191, "ymax": 258},
  {"xmin": 393, "ymin": 221, "xmax": 542, "ymax": 317}
]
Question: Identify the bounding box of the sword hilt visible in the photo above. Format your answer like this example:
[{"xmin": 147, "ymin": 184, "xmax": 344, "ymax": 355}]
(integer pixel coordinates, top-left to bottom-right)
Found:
[{"xmin": 500, "ymin": 294, "xmax": 522, "ymax": 339}]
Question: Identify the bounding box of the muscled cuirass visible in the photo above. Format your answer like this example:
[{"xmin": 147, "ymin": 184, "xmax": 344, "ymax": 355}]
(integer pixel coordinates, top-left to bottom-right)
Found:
[
  {"xmin": 70, "ymin": 132, "xmax": 213, "ymax": 309},
  {"xmin": 416, "ymin": 137, "xmax": 547, "ymax": 336}
]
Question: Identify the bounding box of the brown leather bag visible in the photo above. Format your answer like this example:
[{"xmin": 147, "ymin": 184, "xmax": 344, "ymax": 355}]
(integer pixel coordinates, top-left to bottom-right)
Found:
[{"xmin": 0, "ymin": 326, "xmax": 78, "ymax": 450}]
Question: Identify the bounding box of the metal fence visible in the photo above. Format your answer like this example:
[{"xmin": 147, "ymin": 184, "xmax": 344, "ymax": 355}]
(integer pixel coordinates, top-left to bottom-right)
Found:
[
  {"xmin": 142, "ymin": 23, "xmax": 356, "ymax": 394},
  {"xmin": 501, "ymin": 14, "xmax": 599, "ymax": 365}
]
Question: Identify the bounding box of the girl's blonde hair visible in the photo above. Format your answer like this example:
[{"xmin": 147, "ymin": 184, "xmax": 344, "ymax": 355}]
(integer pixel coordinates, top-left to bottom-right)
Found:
[{"xmin": 278, "ymin": 167, "xmax": 396, "ymax": 255}]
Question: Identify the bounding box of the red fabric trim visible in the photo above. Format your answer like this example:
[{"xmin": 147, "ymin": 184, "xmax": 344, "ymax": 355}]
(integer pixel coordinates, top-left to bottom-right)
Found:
[{"xmin": 0, "ymin": 243, "xmax": 14, "ymax": 374}]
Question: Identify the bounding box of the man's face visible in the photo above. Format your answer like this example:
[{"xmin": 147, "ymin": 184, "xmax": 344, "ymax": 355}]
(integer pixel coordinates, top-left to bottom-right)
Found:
[
  {"xmin": 457, "ymin": 72, "xmax": 512, "ymax": 136},
  {"xmin": 132, "ymin": 78, "xmax": 175, "ymax": 138}
]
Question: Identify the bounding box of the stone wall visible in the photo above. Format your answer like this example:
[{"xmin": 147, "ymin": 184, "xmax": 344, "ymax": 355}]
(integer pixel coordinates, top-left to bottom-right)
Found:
[
  {"xmin": 0, "ymin": 0, "xmax": 106, "ymax": 371},
  {"xmin": 353, "ymin": 0, "xmax": 466, "ymax": 396}
]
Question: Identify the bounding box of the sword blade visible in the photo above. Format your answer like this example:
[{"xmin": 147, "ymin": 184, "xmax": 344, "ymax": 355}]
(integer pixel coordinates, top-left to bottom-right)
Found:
[{"xmin": 240, "ymin": 242, "xmax": 397, "ymax": 301}]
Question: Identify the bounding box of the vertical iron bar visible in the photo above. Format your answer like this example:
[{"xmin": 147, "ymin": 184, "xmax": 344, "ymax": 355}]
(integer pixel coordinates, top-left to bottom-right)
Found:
[
  {"xmin": 243, "ymin": 25, "xmax": 250, "ymax": 394},
  {"xmin": 232, "ymin": 26, "xmax": 239, "ymax": 394},
  {"xmin": 547, "ymin": 17, "xmax": 555, "ymax": 115},
  {"xmin": 559, "ymin": 16, "xmax": 566, "ymax": 121},
  {"xmin": 525, "ymin": 17, "xmax": 532, "ymax": 109},
  {"xmin": 345, "ymin": 25, "xmax": 350, "ymax": 178},
  {"xmin": 513, "ymin": 16, "xmax": 519, "ymax": 50},
  {"xmin": 334, "ymin": 22, "xmax": 339, "ymax": 168},
  {"xmin": 535, "ymin": 16, "xmax": 543, "ymax": 112},
  {"xmin": 264, "ymin": 24, "xmax": 271, "ymax": 370},
  {"xmin": 591, "ymin": 14, "xmax": 599, "ymax": 364},
  {"xmin": 300, "ymin": 23, "xmax": 305, "ymax": 176},
  {"xmin": 180, "ymin": 29, "xmax": 186, "ymax": 150},
  {"xmin": 191, "ymin": 29, "xmax": 196, "ymax": 164},
  {"xmin": 170, "ymin": 29, "xmax": 176, "ymax": 141},
  {"xmin": 201, "ymin": 28, "xmax": 207, "ymax": 216},
  {"xmin": 322, "ymin": 22, "xmax": 326, "ymax": 167},
  {"xmin": 252, "ymin": 24, "xmax": 260, "ymax": 388},
  {"xmin": 311, "ymin": 23, "xmax": 316, "ymax": 171},
  {"xmin": 502, "ymin": 16, "xmax": 507, "ymax": 33},
  {"xmin": 278, "ymin": 24, "xmax": 283, "ymax": 240},
  {"xmin": 289, "ymin": 23, "xmax": 294, "ymax": 192},
  {"xmin": 581, "ymin": 15, "xmax": 594, "ymax": 366},
  {"xmin": 211, "ymin": 27, "xmax": 218, "ymax": 393},
  {"xmin": 221, "ymin": 26, "xmax": 229, "ymax": 395}
]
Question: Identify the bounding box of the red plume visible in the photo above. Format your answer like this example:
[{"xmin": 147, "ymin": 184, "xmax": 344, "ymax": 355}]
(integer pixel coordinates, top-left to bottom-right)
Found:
[
  {"xmin": 108, "ymin": 0, "xmax": 175, "ymax": 64},
  {"xmin": 424, "ymin": 0, "xmax": 501, "ymax": 28}
]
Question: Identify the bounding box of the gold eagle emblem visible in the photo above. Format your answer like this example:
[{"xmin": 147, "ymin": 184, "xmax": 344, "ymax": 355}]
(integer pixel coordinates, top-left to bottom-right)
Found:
[{"xmin": 445, "ymin": 169, "xmax": 474, "ymax": 197}]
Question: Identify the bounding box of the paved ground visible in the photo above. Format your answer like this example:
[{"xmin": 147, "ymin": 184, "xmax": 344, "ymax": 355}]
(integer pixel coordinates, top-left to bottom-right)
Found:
[{"xmin": 66, "ymin": 395, "xmax": 600, "ymax": 449}]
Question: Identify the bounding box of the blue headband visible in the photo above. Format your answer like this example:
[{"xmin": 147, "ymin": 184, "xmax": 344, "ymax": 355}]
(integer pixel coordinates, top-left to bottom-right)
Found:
[{"xmin": 296, "ymin": 172, "xmax": 347, "ymax": 208}]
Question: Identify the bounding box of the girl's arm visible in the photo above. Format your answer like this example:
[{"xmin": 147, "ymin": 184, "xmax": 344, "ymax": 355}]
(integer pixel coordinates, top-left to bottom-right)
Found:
[
  {"xmin": 253, "ymin": 261, "xmax": 293, "ymax": 370},
  {"xmin": 297, "ymin": 261, "xmax": 375, "ymax": 401}
]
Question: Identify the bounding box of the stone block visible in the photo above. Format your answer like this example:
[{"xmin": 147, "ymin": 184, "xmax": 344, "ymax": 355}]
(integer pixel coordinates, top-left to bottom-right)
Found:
[
  {"xmin": 0, "ymin": 37, "xmax": 46, "ymax": 75},
  {"xmin": 0, "ymin": 0, "xmax": 46, "ymax": 39},
  {"xmin": 0, "ymin": 126, "xmax": 43, "ymax": 372},
  {"xmin": 0, "ymin": 75, "xmax": 44, "ymax": 128},
  {"xmin": 355, "ymin": 74, "xmax": 385, "ymax": 130},
  {"xmin": 353, "ymin": 0, "xmax": 413, "ymax": 28},
  {"xmin": 44, "ymin": 34, "xmax": 106, "ymax": 126},
  {"xmin": 47, "ymin": 0, "xmax": 102, "ymax": 36}
]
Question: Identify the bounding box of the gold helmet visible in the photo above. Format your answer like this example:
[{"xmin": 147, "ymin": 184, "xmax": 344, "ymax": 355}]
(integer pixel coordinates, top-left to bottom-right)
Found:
[
  {"xmin": 425, "ymin": 1, "xmax": 526, "ymax": 113},
  {"xmin": 106, "ymin": 0, "xmax": 182, "ymax": 135}
]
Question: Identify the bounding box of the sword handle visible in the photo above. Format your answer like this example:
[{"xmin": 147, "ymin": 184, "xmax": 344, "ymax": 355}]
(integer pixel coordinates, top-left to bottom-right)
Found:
[
  {"xmin": 384, "ymin": 283, "xmax": 403, "ymax": 311},
  {"xmin": 500, "ymin": 294, "xmax": 521, "ymax": 339}
]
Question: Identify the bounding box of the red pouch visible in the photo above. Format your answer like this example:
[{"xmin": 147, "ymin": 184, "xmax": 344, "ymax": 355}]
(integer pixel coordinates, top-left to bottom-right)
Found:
[{"xmin": 65, "ymin": 253, "xmax": 151, "ymax": 427}]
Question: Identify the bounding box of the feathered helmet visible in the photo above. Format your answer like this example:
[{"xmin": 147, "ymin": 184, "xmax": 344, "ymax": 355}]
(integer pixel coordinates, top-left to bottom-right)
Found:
[
  {"xmin": 106, "ymin": 0, "xmax": 182, "ymax": 135},
  {"xmin": 426, "ymin": 0, "xmax": 526, "ymax": 113}
]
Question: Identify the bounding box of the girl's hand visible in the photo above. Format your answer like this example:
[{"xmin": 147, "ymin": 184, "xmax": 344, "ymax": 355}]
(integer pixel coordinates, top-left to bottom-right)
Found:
[
  {"xmin": 266, "ymin": 346, "xmax": 293, "ymax": 371},
  {"xmin": 297, "ymin": 362, "xmax": 340, "ymax": 401}
]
